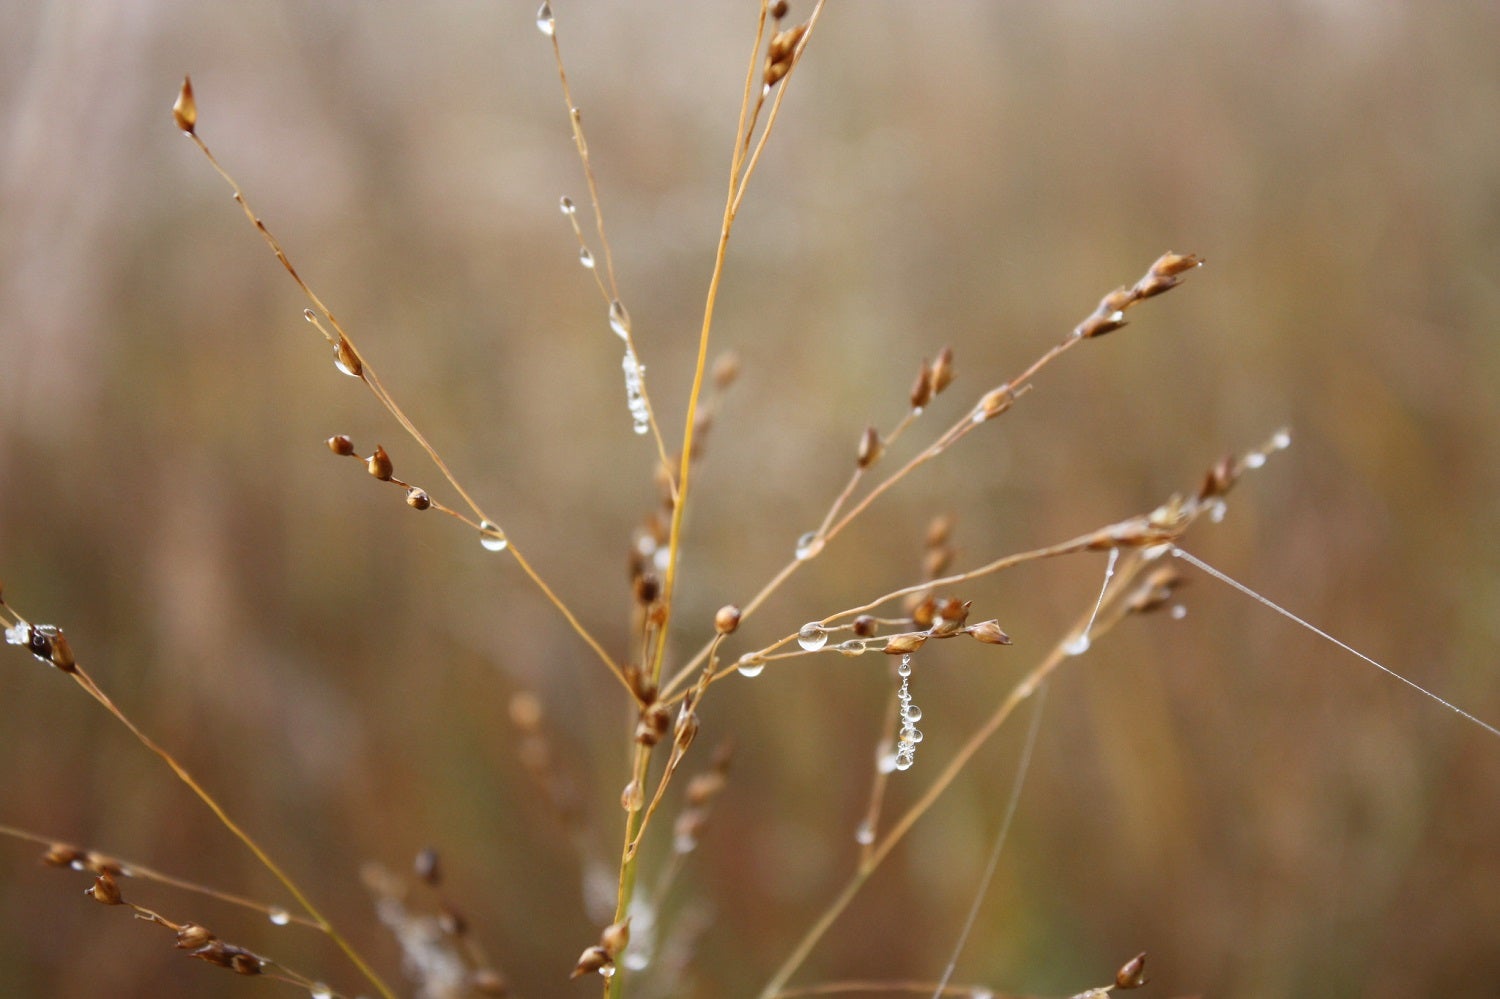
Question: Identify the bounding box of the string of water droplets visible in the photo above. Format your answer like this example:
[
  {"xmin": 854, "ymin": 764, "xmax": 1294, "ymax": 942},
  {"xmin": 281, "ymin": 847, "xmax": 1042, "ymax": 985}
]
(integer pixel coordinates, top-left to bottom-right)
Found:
[{"xmin": 892, "ymin": 654, "xmax": 923, "ymax": 771}]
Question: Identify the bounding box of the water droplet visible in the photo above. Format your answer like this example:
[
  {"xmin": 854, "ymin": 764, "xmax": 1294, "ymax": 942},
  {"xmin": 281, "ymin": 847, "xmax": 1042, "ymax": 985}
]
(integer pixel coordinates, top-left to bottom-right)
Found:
[
  {"xmin": 896, "ymin": 655, "xmax": 912, "ymax": 678},
  {"xmin": 535, "ymin": 2, "xmax": 555, "ymax": 36},
  {"xmin": 267, "ymin": 907, "xmax": 291, "ymax": 926},
  {"xmin": 673, "ymin": 832, "xmax": 697, "ymax": 854},
  {"xmin": 559, "ymin": 195, "xmax": 576, "ymax": 215},
  {"xmin": 797, "ymin": 623, "xmax": 828, "ymax": 651},
  {"xmin": 854, "ymin": 819, "xmax": 875, "ymax": 845},
  {"xmin": 1171, "ymin": 604, "xmax": 1188, "ymax": 620},
  {"xmin": 835, "ymin": 639, "xmax": 866, "ymax": 657},
  {"xmin": 309, "ymin": 984, "xmax": 333, "ymax": 999},
  {"xmin": 479, "ymin": 520, "xmax": 508, "ymax": 552},
  {"xmin": 1063, "ymin": 633, "xmax": 1091, "ymax": 656},
  {"xmin": 608, "ymin": 299, "xmax": 631, "ymax": 340},
  {"xmin": 332, "ymin": 342, "xmax": 361, "ymax": 378},
  {"xmin": 598, "ymin": 962, "xmax": 617, "ymax": 978},
  {"xmin": 894, "ymin": 752, "xmax": 915, "ymax": 772},
  {"xmin": 1271, "ymin": 428, "xmax": 1292, "ymax": 450},
  {"xmin": 1208, "ymin": 498, "xmax": 1228, "ymax": 522},
  {"xmin": 794, "ymin": 531, "xmax": 823, "ymax": 560},
  {"xmin": 623, "ymin": 952, "xmax": 650, "ymax": 971},
  {"xmin": 302, "ymin": 308, "xmax": 318, "ymax": 323},
  {"xmin": 1244, "ymin": 451, "xmax": 1266, "ymax": 469},
  {"xmin": 901, "ymin": 704, "xmax": 922, "ymax": 723},
  {"xmin": 737, "ymin": 658, "xmax": 765, "ymax": 678},
  {"xmin": 3, "ymin": 623, "xmax": 29, "ymax": 646},
  {"xmin": 905, "ymin": 727, "xmax": 923, "ymax": 744},
  {"xmin": 621, "ymin": 347, "xmax": 650, "ymax": 435},
  {"xmin": 579, "ymin": 247, "xmax": 595, "ymax": 269}
]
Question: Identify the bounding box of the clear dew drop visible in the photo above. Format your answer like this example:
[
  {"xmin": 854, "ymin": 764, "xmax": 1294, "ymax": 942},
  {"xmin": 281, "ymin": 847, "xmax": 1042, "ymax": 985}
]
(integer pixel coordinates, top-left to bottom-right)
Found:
[
  {"xmin": 794, "ymin": 531, "xmax": 823, "ymax": 560},
  {"xmin": 836, "ymin": 639, "xmax": 867, "ymax": 657},
  {"xmin": 854, "ymin": 819, "xmax": 875, "ymax": 845},
  {"xmin": 1244, "ymin": 451, "xmax": 1267, "ymax": 469},
  {"xmin": 1063, "ymin": 633, "xmax": 1091, "ymax": 656},
  {"xmin": 894, "ymin": 752, "xmax": 915, "ymax": 772},
  {"xmin": 1271, "ymin": 428, "xmax": 1292, "ymax": 450},
  {"xmin": 559, "ymin": 195, "xmax": 576, "ymax": 216},
  {"xmin": 598, "ymin": 962, "xmax": 617, "ymax": 979},
  {"xmin": 535, "ymin": 2, "xmax": 555, "ymax": 35},
  {"xmin": 478, "ymin": 520, "xmax": 508, "ymax": 552},
  {"xmin": 608, "ymin": 299, "xmax": 631, "ymax": 340},
  {"xmin": 737, "ymin": 658, "xmax": 766, "ymax": 678},
  {"xmin": 332, "ymin": 346, "xmax": 360, "ymax": 378},
  {"xmin": 1171, "ymin": 604, "xmax": 1188, "ymax": 620},
  {"xmin": 309, "ymin": 985, "xmax": 333, "ymax": 999},
  {"xmin": 896, "ymin": 657, "xmax": 912, "ymax": 678},
  {"xmin": 797, "ymin": 623, "xmax": 828, "ymax": 652},
  {"xmin": 623, "ymin": 952, "xmax": 650, "ymax": 972},
  {"xmin": 579, "ymin": 247, "xmax": 595, "ymax": 269},
  {"xmin": 901, "ymin": 704, "xmax": 922, "ymax": 723},
  {"xmin": 267, "ymin": 907, "xmax": 291, "ymax": 926},
  {"xmin": 906, "ymin": 728, "xmax": 923, "ymax": 744}
]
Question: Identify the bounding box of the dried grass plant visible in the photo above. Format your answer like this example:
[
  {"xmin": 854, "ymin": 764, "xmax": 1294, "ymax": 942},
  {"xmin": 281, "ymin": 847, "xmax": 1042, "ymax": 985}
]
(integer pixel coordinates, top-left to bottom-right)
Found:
[{"xmin": 4, "ymin": 4, "xmax": 1500, "ymax": 998}]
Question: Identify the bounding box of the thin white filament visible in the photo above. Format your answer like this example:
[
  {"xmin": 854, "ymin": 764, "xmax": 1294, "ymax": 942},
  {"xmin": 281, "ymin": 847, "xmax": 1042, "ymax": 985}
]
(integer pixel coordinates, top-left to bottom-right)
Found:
[
  {"xmin": 1172, "ymin": 547, "xmax": 1500, "ymax": 740},
  {"xmin": 930, "ymin": 681, "xmax": 1049, "ymax": 999}
]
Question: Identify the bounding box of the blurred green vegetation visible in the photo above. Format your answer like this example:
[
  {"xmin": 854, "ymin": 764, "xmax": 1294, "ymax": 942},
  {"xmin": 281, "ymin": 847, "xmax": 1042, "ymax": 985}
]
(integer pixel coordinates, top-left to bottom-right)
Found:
[{"xmin": 3, "ymin": 3, "xmax": 1499, "ymax": 997}]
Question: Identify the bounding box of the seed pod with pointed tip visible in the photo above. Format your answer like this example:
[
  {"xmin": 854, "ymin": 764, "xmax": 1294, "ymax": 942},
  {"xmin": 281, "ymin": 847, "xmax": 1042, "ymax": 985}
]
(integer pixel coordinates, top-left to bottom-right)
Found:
[
  {"xmin": 975, "ymin": 384, "xmax": 1015, "ymax": 421},
  {"xmin": 570, "ymin": 945, "xmax": 612, "ymax": 979},
  {"xmin": 600, "ymin": 918, "xmax": 631, "ymax": 957},
  {"xmin": 176, "ymin": 924, "xmax": 215, "ymax": 950},
  {"xmin": 930, "ymin": 346, "xmax": 955, "ymax": 395},
  {"xmin": 968, "ymin": 619, "xmax": 1012, "ymax": 645},
  {"xmin": 1152, "ymin": 251, "xmax": 1202, "ymax": 277},
  {"xmin": 327, "ymin": 434, "xmax": 356, "ymax": 456},
  {"xmin": 87, "ymin": 872, "xmax": 123, "ymax": 905},
  {"xmin": 883, "ymin": 632, "xmax": 928, "ymax": 655},
  {"xmin": 366, "ymin": 446, "xmax": 393, "ymax": 481},
  {"xmin": 173, "ymin": 76, "xmax": 197, "ymax": 134},
  {"xmin": 43, "ymin": 843, "xmax": 84, "ymax": 868},
  {"xmin": 857, "ymin": 425, "xmax": 883, "ymax": 469},
  {"xmin": 47, "ymin": 631, "xmax": 76, "ymax": 672},
  {"xmin": 1115, "ymin": 951, "xmax": 1149, "ymax": 989},
  {"xmin": 909, "ymin": 359, "xmax": 934, "ymax": 410}
]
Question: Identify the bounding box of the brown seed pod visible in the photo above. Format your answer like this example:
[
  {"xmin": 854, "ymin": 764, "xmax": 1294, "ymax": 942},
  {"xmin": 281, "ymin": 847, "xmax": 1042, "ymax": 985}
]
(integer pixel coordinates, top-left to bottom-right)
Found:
[
  {"xmin": 173, "ymin": 76, "xmax": 197, "ymax": 134},
  {"xmin": 714, "ymin": 604, "xmax": 742, "ymax": 635},
  {"xmin": 366, "ymin": 446, "xmax": 393, "ymax": 481},
  {"xmin": 327, "ymin": 434, "xmax": 356, "ymax": 456}
]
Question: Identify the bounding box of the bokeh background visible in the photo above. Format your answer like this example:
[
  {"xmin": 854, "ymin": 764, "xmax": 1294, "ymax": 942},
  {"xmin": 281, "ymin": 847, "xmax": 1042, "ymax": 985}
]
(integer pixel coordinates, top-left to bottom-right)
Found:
[{"xmin": 3, "ymin": 2, "xmax": 1499, "ymax": 997}]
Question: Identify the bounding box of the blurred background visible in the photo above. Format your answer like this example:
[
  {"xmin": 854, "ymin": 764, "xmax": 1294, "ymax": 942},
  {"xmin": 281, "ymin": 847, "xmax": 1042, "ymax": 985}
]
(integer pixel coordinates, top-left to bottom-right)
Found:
[{"xmin": 3, "ymin": 2, "xmax": 1499, "ymax": 996}]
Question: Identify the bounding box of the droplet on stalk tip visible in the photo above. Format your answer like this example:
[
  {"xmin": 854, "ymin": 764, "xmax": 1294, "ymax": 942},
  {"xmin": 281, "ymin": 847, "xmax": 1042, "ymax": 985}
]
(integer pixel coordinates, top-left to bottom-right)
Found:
[
  {"xmin": 536, "ymin": 2, "xmax": 555, "ymax": 36},
  {"xmin": 736, "ymin": 656, "xmax": 766, "ymax": 678},
  {"xmin": 797, "ymin": 623, "xmax": 828, "ymax": 651},
  {"xmin": 608, "ymin": 299, "xmax": 631, "ymax": 340},
  {"xmin": 794, "ymin": 531, "xmax": 823, "ymax": 560}
]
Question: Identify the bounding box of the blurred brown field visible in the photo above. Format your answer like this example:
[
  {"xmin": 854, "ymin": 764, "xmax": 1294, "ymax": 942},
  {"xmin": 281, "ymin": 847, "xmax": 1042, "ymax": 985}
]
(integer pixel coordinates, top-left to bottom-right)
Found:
[{"xmin": 3, "ymin": 3, "xmax": 1499, "ymax": 997}]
